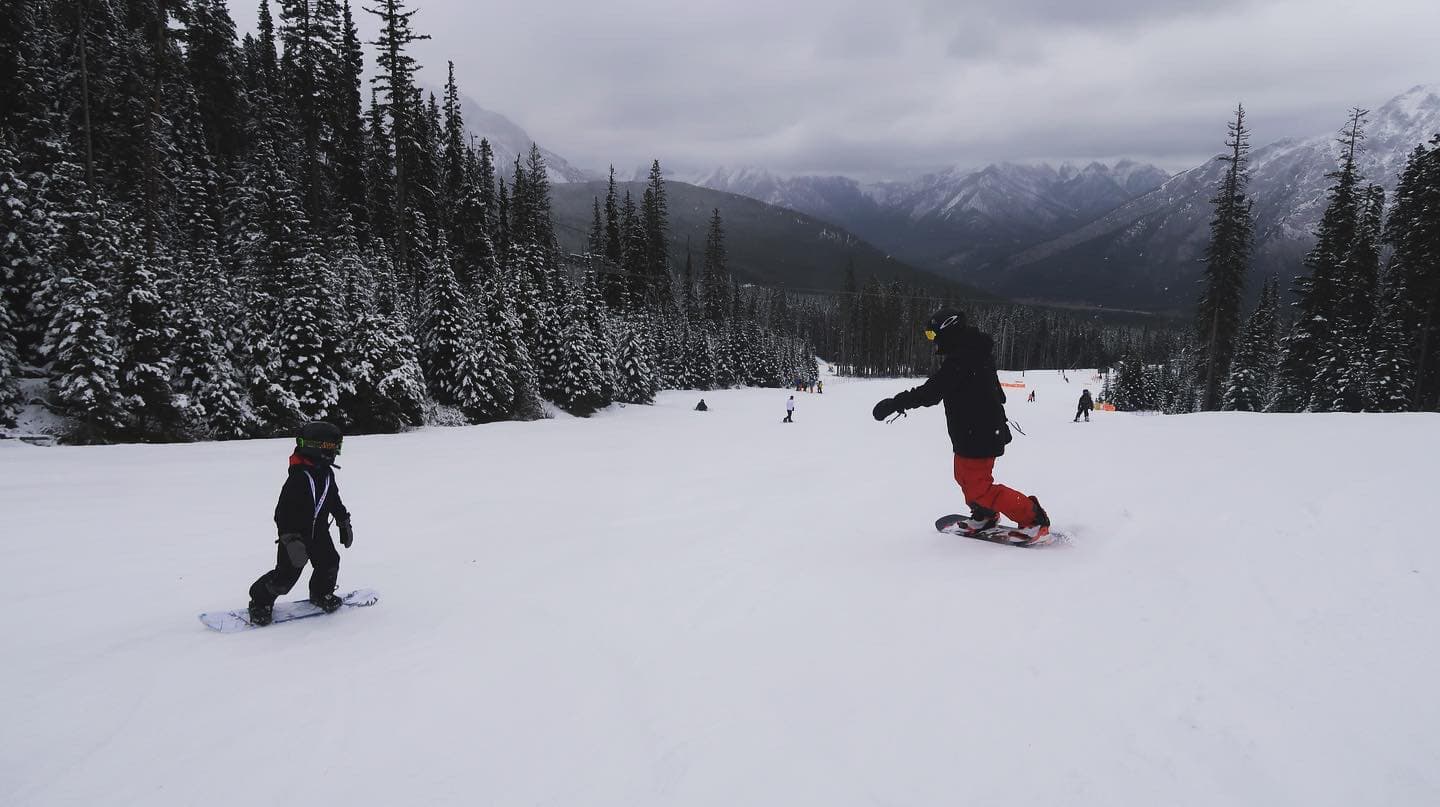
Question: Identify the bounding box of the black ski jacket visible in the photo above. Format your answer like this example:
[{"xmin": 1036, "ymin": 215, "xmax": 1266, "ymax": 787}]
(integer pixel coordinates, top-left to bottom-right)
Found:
[
  {"xmin": 892, "ymin": 327, "xmax": 1013, "ymax": 458},
  {"xmin": 1077, "ymin": 391, "xmax": 1094, "ymax": 413},
  {"xmin": 275, "ymin": 460, "xmax": 349, "ymax": 541}
]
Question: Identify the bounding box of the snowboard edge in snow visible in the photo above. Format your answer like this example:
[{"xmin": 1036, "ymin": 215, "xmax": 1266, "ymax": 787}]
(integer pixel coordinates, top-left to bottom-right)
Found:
[{"xmin": 199, "ymin": 588, "xmax": 379, "ymax": 633}]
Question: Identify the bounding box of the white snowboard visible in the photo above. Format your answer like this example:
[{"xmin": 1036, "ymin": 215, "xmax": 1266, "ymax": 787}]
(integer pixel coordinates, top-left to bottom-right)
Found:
[{"xmin": 199, "ymin": 588, "xmax": 379, "ymax": 633}]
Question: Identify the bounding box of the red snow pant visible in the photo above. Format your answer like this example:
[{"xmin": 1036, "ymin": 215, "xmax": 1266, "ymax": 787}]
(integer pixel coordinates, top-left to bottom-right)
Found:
[{"xmin": 953, "ymin": 455, "xmax": 1037, "ymax": 525}]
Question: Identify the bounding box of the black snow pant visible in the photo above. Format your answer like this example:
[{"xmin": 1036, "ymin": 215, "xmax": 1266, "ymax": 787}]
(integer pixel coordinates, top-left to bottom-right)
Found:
[
  {"xmin": 1074, "ymin": 406, "xmax": 1090, "ymax": 422},
  {"xmin": 248, "ymin": 532, "xmax": 340, "ymax": 606}
]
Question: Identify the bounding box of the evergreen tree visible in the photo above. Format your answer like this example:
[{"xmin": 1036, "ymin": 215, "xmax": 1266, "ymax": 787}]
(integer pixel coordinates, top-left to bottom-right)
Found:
[
  {"xmin": 588, "ymin": 196, "xmax": 604, "ymax": 255},
  {"xmin": 419, "ymin": 241, "xmax": 480, "ymax": 411},
  {"xmin": 1223, "ymin": 276, "xmax": 1280, "ymax": 412},
  {"xmin": 1316, "ymin": 183, "xmax": 1385, "ymax": 411},
  {"xmin": 186, "ymin": 0, "xmax": 250, "ymax": 166},
  {"xmin": 1274, "ymin": 109, "xmax": 1369, "ymax": 412},
  {"xmin": 1368, "ymin": 265, "xmax": 1416, "ymax": 412},
  {"xmin": 340, "ymin": 251, "xmax": 426, "ymax": 432},
  {"xmin": 366, "ymin": 0, "xmax": 430, "ymax": 309},
  {"xmin": 701, "ymin": 208, "xmax": 729, "ymax": 323},
  {"xmin": 1195, "ymin": 104, "xmax": 1254, "ymax": 411},
  {"xmin": 464, "ymin": 275, "xmax": 521, "ymax": 422},
  {"xmin": 1384, "ymin": 137, "xmax": 1440, "ymax": 410},
  {"xmin": 116, "ymin": 242, "xmax": 181, "ymax": 439},
  {"xmin": 620, "ymin": 189, "xmax": 646, "ymax": 305},
  {"xmin": 640, "ymin": 159, "xmax": 672, "ymax": 306},
  {"xmin": 603, "ymin": 165, "xmax": 622, "ymax": 263},
  {"xmin": 38, "ymin": 181, "xmax": 127, "ymax": 442},
  {"xmin": 331, "ymin": 0, "xmax": 369, "ymax": 228}
]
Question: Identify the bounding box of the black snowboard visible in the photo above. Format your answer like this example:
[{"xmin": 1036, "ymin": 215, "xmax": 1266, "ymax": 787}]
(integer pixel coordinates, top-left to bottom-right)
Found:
[{"xmin": 934, "ymin": 514, "xmax": 1060, "ymax": 547}]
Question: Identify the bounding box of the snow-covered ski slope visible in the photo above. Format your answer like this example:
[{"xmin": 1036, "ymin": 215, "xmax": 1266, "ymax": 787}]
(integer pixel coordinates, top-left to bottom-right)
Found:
[{"xmin": 3, "ymin": 369, "xmax": 1439, "ymax": 806}]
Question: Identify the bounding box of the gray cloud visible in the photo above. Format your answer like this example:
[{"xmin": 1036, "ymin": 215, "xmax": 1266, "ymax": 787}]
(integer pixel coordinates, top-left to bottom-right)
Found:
[{"xmin": 234, "ymin": 0, "xmax": 1440, "ymax": 180}]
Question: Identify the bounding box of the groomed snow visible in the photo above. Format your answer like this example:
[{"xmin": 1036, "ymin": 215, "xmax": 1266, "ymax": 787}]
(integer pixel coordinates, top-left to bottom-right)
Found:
[{"xmin": 3, "ymin": 369, "xmax": 1439, "ymax": 806}]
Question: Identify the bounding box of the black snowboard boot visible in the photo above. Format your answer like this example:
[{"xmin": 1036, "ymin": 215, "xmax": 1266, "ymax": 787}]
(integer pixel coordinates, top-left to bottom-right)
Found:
[
  {"xmin": 310, "ymin": 592, "xmax": 343, "ymax": 613},
  {"xmin": 248, "ymin": 601, "xmax": 274, "ymax": 627}
]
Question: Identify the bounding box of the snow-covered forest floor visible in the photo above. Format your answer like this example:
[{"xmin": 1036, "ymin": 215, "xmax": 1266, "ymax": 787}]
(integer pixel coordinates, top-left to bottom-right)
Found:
[{"xmin": 3, "ymin": 369, "xmax": 1438, "ymax": 806}]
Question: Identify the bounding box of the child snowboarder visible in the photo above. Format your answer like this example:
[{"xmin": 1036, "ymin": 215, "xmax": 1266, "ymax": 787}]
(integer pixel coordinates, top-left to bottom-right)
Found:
[
  {"xmin": 871, "ymin": 309, "xmax": 1049, "ymax": 544},
  {"xmin": 784, "ymin": 395, "xmax": 795, "ymax": 422},
  {"xmin": 247, "ymin": 421, "xmax": 354, "ymax": 626},
  {"xmin": 1074, "ymin": 389, "xmax": 1093, "ymax": 422}
]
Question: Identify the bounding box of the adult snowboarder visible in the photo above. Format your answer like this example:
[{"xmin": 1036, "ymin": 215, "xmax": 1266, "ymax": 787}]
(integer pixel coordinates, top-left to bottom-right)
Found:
[
  {"xmin": 871, "ymin": 309, "xmax": 1050, "ymax": 543},
  {"xmin": 1074, "ymin": 389, "xmax": 1093, "ymax": 422},
  {"xmin": 695, "ymin": 399, "xmax": 708, "ymax": 412},
  {"xmin": 784, "ymin": 395, "xmax": 795, "ymax": 423},
  {"xmin": 246, "ymin": 422, "xmax": 354, "ymax": 626}
]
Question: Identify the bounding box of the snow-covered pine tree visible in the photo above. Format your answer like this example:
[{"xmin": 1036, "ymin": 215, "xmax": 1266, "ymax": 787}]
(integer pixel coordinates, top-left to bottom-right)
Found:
[
  {"xmin": 640, "ymin": 159, "xmax": 672, "ymax": 306},
  {"xmin": 366, "ymin": 0, "xmax": 431, "ymax": 311},
  {"xmin": 582, "ymin": 270, "xmax": 619, "ymax": 401},
  {"xmin": 115, "ymin": 240, "xmax": 182, "ymax": 440},
  {"xmin": 614, "ymin": 323, "xmax": 658, "ymax": 405},
  {"xmin": 620, "ymin": 189, "xmax": 647, "ymax": 307},
  {"xmin": 275, "ymin": 246, "xmax": 345, "ymax": 422},
  {"xmin": 1194, "ymin": 104, "xmax": 1254, "ymax": 411},
  {"xmin": 451, "ymin": 147, "xmax": 499, "ymax": 293},
  {"xmin": 419, "ymin": 241, "xmax": 479, "ymax": 411},
  {"xmin": 1274, "ymin": 109, "xmax": 1369, "ymax": 412},
  {"xmin": 463, "ymin": 275, "xmax": 520, "ymax": 423},
  {"xmin": 38, "ymin": 180, "xmax": 127, "ymax": 443},
  {"xmin": 1315, "ymin": 183, "xmax": 1384, "ymax": 412},
  {"xmin": 0, "ymin": 131, "xmax": 40, "ymax": 419},
  {"xmin": 171, "ymin": 242, "xmax": 257, "ymax": 440},
  {"xmin": 537, "ymin": 275, "xmax": 611, "ymax": 416},
  {"xmin": 701, "ymin": 208, "xmax": 729, "ymax": 324},
  {"xmin": 1383, "ymin": 137, "xmax": 1440, "ymax": 410},
  {"xmin": 1368, "ymin": 265, "xmax": 1416, "ymax": 412},
  {"xmin": 1223, "ymin": 276, "xmax": 1279, "ymax": 412},
  {"xmin": 341, "ymin": 287, "xmax": 427, "ymax": 433}
]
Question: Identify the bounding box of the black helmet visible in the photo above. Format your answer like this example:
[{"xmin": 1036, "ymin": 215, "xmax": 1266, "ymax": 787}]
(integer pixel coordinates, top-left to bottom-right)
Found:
[
  {"xmin": 296, "ymin": 421, "xmax": 343, "ymax": 464},
  {"xmin": 924, "ymin": 308, "xmax": 966, "ymax": 350}
]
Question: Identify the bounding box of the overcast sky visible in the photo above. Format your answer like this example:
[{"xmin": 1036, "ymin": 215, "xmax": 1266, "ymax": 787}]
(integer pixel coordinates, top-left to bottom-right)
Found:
[{"xmin": 235, "ymin": 0, "xmax": 1440, "ymax": 180}]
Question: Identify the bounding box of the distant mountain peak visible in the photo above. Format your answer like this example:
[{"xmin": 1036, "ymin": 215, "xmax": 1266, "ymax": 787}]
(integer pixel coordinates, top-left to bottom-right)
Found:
[{"xmin": 451, "ymin": 93, "xmax": 595, "ymax": 183}]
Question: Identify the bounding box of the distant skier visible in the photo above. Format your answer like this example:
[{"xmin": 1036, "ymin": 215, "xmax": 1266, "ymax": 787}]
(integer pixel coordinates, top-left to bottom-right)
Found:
[
  {"xmin": 246, "ymin": 422, "xmax": 354, "ymax": 627},
  {"xmin": 1074, "ymin": 389, "xmax": 1093, "ymax": 422},
  {"xmin": 817, "ymin": 380, "xmax": 824, "ymax": 394},
  {"xmin": 871, "ymin": 309, "xmax": 1049, "ymax": 544},
  {"xmin": 695, "ymin": 399, "xmax": 708, "ymax": 412},
  {"xmin": 1027, "ymin": 390, "xmax": 1036, "ymax": 403},
  {"xmin": 784, "ymin": 395, "xmax": 795, "ymax": 423}
]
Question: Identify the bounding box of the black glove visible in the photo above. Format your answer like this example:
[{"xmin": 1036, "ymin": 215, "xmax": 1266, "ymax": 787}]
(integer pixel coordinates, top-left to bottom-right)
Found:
[
  {"xmin": 337, "ymin": 515, "xmax": 353, "ymax": 549},
  {"xmin": 873, "ymin": 398, "xmax": 902, "ymax": 421}
]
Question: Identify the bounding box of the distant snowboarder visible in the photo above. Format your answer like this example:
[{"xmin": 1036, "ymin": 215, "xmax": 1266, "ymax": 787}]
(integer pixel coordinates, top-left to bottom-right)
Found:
[
  {"xmin": 784, "ymin": 395, "xmax": 795, "ymax": 423},
  {"xmin": 246, "ymin": 422, "xmax": 354, "ymax": 627},
  {"xmin": 1074, "ymin": 389, "xmax": 1093, "ymax": 422},
  {"xmin": 871, "ymin": 309, "xmax": 1050, "ymax": 544},
  {"xmin": 817, "ymin": 380, "xmax": 824, "ymax": 394},
  {"xmin": 1027, "ymin": 390, "xmax": 1036, "ymax": 402},
  {"xmin": 695, "ymin": 399, "xmax": 708, "ymax": 412}
]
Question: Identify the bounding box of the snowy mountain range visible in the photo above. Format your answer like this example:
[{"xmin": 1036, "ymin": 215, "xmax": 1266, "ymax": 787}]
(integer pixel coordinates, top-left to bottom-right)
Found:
[
  {"xmin": 672, "ymin": 161, "xmax": 1173, "ymax": 295},
  {"xmin": 663, "ymin": 85, "xmax": 1440, "ymax": 311},
  {"xmin": 1001, "ymin": 84, "xmax": 1440, "ymax": 309}
]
